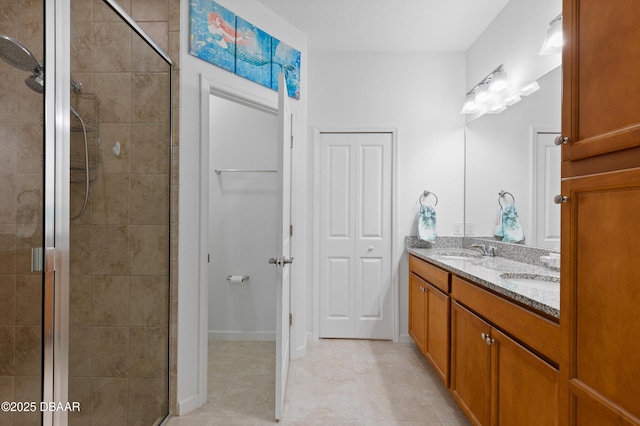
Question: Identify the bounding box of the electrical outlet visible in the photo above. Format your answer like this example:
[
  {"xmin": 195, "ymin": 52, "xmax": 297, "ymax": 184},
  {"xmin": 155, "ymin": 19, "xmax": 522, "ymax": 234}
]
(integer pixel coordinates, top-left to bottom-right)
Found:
[
  {"xmin": 454, "ymin": 223, "xmax": 463, "ymax": 236},
  {"xmin": 465, "ymin": 223, "xmax": 475, "ymax": 235}
]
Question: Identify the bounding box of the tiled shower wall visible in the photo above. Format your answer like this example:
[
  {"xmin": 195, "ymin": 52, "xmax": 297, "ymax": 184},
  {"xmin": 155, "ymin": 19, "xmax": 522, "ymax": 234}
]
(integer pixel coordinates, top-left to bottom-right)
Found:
[
  {"xmin": 0, "ymin": 0, "xmax": 180, "ymax": 423},
  {"xmin": 67, "ymin": 0, "xmax": 180, "ymax": 424},
  {"xmin": 0, "ymin": 1, "xmax": 45, "ymax": 425}
]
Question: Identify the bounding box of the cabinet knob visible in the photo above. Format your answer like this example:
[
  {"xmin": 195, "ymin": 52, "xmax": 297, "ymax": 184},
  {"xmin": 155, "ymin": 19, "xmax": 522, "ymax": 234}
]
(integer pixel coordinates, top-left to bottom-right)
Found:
[
  {"xmin": 554, "ymin": 135, "xmax": 569, "ymax": 145},
  {"xmin": 554, "ymin": 195, "xmax": 569, "ymax": 204},
  {"xmin": 481, "ymin": 332, "xmax": 494, "ymax": 345}
]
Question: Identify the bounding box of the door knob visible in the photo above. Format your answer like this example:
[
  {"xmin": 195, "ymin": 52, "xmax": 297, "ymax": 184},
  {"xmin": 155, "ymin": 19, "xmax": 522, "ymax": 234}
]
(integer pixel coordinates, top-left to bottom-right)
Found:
[
  {"xmin": 368, "ymin": 246, "xmax": 374, "ymax": 252},
  {"xmin": 268, "ymin": 258, "xmax": 277, "ymax": 264},
  {"xmin": 554, "ymin": 195, "xmax": 568, "ymax": 204},
  {"xmin": 554, "ymin": 135, "xmax": 569, "ymax": 145}
]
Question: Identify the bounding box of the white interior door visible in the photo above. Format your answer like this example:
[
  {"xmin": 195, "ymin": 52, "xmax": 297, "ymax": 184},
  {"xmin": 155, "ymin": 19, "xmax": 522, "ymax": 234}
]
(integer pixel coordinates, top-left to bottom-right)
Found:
[
  {"xmin": 533, "ymin": 131, "xmax": 561, "ymax": 250},
  {"xmin": 318, "ymin": 132, "xmax": 393, "ymax": 339},
  {"xmin": 274, "ymin": 73, "xmax": 292, "ymax": 420}
]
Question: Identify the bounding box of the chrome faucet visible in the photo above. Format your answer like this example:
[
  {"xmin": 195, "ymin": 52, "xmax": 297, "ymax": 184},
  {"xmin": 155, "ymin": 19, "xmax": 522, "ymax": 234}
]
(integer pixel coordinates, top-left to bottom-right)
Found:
[{"xmin": 471, "ymin": 244, "xmax": 498, "ymax": 257}]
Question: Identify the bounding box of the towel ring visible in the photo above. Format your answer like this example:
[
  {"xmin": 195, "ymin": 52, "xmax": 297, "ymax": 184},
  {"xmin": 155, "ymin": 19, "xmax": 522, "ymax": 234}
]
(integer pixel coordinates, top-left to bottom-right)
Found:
[
  {"xmin": 498, "ymin": 190, "xmax": 515, "ymax": 208},
  {"xmin": 419, "ymin": 190, "xmax": 438, "ymax": 207}
]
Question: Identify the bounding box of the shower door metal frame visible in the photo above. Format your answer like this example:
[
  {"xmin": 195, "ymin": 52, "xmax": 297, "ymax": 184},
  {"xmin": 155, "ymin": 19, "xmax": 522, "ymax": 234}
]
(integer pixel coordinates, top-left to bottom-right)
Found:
[{"xmin": 44, "ymin": 0, "xmax": 174, "ymax": 424}]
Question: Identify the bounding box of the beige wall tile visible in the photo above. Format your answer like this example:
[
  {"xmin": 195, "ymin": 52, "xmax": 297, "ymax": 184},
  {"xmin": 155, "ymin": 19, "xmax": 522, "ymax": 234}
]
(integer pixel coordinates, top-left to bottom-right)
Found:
[
  {"xmin": 98, "ymin": 123, "xmax": 131, "ymax": 174},
  {"xmin": 68, "ymin": 376, "xmax": 92, "ymax": 425},
  {"xmin": 15, "ymin": 174, "xmax": 41, "ymax": 225},
  {"xmin": 94, "ymin": 73, "xmax": 131, "ymax": 123},
  {"xmin": 70, "ymin": 224, "xmax": 92, "ymax": 275},
  {"xmin": 0, "ymin": 74, "xmax": 17, "ymax": 122},
  {"xmin": 13, "ymin": 376, "xmax": 40, "ymax": 424},
  {"xmin": 92, "ymin": 174, "xmax": 130, "ymax": 225},
  {"xmin": 71, "ymin": 20, "xmax": 94, "ymax": 73},
  {"xmin": 131, "ymin": 0, "xmax": 168, "ymax": 22},
  {"xmin": 0, "ymin": 174, "xmax": 15, "ymax": 224},
  {"xmin": 69, "ymin": 326, "xmax": 91, "ymax": 377},
  {"xmin": 14, "ymin": 326, "xmax": 40, "ymax": 376},
  {"xmin": 70, "ymin": 182, "xmax": 92, "ymax": 225},
  {"xmin": 93, "ymin": 0, "xmax": 131, "ymax": 22},
  {"xmin": 71, "ymin": 0, "xmax": 93, "ymax": 22},
  {"xmin": 0, "ymin": 275, "xmax": 15, "ymax": 325},
  {"xmin": 16, "ymin": 20, "xmax": 43, "ymax": 62},
  {"xmin": 131, "ymin": 73, "xmax": 170, "ymax": 123},
  {"xmin": 92, "ymin": 225, "xmax": 129, "ymax": 275},
  {"xmin": 129, "ymin": 275, "xmax": 168, "ymax": 327},
  {"xmin": 130, "ymin": 123, "xmax": 170, "ymax": 174},
  {"xmin": 94, "ymin": 21, "xmax": 132, "ymax": 72},
  {"xmin": 134, "ymin": 21, "xmax": 169, "ymax": 72},
  {"xmin": 89, "ymin": 377, "xmax": 128, "ymax": 425},
  {"xmin": 130, "ymin": 174, "xmax": 169, "ymax": 225},
  {"xmin": 0, "ymin": 233, "xmax": 16, "ymax": 274},
  {"xmin": 0, "ymin": 325, "xmax": 15, "ymax": 375},
  {"xmin": 129, "ymin": 225, "xmax": 168, "ymax": 276},
  {"xmin": 17, "ymin": 123, "xmax": 43, "ymax": 174},
  {"xmin": 128, "ymin": 327, "xmax": 168, "ymax": 378},
  {"xmin": 0, "ymin": 123, "xmax": 17, "ymax": 173},
  {"xmin": 91, "ymin": 327, "xmax": 128, "ymax": 377},
  {"xmin": 0, "ymin": 0, "xmax": 18, "ymax": 21},
  {"xmin": 14, "ymin": 275, "xmax": 40, "ymax": 325},
  {"xmin": 92, "ymin": 275, "xmax": 129, "ymax": 326},
  {"xmin": 128, "ymin": 377, "xmax": 168, "ymax": 425},
  {"xmin": 168, "ymin": 0, "xmax": 179, "ymax": 32},
  {"xmin": 70, "ymin": 275, "xmax": 92, "ymax": 326}
]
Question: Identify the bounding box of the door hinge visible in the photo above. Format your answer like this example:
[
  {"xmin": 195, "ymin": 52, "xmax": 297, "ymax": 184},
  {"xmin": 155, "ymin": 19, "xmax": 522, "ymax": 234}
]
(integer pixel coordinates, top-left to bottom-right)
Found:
[
  {"xmin": 290, "ymin": 224, "xmax": 293, "ymax": 236},
  {"xmin": 208, "ymin": 254, "xmax": 210, "ymax": 263},
  {"xmin": 290, "ymin": 134, "xmax": 294, "ymax": 149},
  {"xmin": 289, "ymin": 313, "xmax": 293, "ymax": 326}
]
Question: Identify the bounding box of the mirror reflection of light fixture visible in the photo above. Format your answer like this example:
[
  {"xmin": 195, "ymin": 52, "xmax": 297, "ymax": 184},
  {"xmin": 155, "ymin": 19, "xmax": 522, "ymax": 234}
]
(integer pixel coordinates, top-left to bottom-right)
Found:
[
  {"xmin": 540, "ymin": 14, "xmax": 563, "ymax": 55},
  {"xmin": 460, "ymin": 65, "xmax": 512, "ymax": 116}
]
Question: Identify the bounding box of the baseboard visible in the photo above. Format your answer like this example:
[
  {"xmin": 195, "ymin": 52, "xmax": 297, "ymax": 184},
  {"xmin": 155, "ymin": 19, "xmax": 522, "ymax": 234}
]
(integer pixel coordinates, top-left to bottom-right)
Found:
[
  {"xmin": 397, "ymin": 333, "xmax": 413, "ymax": 344},
  {"xmin": 208, "ymin": 330, "xmax": 275, "ymax": 341},
  {"xmin": 177, "ymin": 393, "xmax": 204, "ymax": 416}
]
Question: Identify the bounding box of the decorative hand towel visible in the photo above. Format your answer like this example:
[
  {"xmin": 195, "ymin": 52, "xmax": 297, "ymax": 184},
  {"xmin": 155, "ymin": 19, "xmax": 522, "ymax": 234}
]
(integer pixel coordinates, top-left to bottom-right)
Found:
[
  {"xmin": 494, "ymin": 205, "xmax": 524, "ymax": 243},
  {"xmin": 418, "ymin": 205, "xmax": 437, "ymax": 243}
]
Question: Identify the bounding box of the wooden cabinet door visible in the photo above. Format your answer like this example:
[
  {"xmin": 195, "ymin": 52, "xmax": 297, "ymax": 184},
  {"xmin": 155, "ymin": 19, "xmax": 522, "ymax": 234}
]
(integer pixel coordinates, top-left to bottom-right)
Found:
[
  {"xmin": 562, "ymin": 0, "xmax": 640, "ymax": 164},
  {"xmin": 562, "ymin": 168, "xmax": 640, "ymax": 425},
  {"xmin": 491, "ymin": 327, "xmax": 558, "ymax": 426},
  {"xmin": 451, "ymin": 301, "xmax": 491, "ymax": 426},
  {"xmin": 425, "ymin": 283, "xmax": 450, "ymax": 386},
  {"xmin": 409, "ymin": 272, "xmax": 426, "ymax": 354}
]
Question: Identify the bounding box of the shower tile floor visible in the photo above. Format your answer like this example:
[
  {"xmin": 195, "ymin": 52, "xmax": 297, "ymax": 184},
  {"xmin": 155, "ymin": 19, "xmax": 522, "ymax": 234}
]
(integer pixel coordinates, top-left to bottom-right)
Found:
[{"xmin": 166, "ymin": 339, "xmax": 470, "ymax": 425}]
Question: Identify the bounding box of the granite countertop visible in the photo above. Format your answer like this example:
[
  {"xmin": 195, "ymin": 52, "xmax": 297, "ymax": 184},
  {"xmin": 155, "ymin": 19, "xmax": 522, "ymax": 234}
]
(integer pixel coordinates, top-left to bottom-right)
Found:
[{"xmin": 407, "ymin": 246, "xmax": 560, "ymax": 320}]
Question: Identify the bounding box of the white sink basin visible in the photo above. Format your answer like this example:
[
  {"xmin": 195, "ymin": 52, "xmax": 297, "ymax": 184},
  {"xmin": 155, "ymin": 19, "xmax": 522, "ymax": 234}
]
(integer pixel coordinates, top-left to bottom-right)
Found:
[
  {"xmin": 435, "ymin": 251, "xmax": 481, "ymax": 261},
  {"xmin": 500, "ymin": 273, "xmax": 559, "ymax": 291}
]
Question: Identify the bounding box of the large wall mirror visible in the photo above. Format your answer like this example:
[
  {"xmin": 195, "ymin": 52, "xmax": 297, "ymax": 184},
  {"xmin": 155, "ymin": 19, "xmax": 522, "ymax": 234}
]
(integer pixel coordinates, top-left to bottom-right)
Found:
[
  {"xmin": 465, "ymin": 67, "xmax": 560, "ymax": 250},
  {"xmin": 464, "ymin": 0, "xmax": 561, "ymax": 251}
]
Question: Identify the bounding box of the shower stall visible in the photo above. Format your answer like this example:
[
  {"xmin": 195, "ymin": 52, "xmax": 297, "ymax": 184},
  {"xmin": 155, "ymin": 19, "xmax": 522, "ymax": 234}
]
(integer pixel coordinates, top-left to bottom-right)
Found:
[{"xmin": 0, "ymin": 1, "xmax": 173, "ymax": 425}]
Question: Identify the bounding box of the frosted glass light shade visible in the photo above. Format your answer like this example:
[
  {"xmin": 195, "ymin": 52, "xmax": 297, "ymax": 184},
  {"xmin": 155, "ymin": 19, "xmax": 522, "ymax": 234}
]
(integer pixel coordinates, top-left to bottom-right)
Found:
[{"xmin": 540, "ymin": 15, "xmax": 563, "ymax": 55}]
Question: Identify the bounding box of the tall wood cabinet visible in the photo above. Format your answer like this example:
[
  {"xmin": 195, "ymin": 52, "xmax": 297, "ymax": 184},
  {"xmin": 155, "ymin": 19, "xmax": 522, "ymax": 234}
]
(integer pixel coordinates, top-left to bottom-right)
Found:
[{"xmin": 561, "ymin": 1, "xmax": 640, "ymax": 424}]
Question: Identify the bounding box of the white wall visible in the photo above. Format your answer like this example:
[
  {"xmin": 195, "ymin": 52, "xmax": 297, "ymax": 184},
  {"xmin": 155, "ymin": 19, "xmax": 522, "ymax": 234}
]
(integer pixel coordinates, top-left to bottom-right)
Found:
[
  {"xmin": 308, "ymin": 52, "xmax": 466, "ymax": 340},
  {"xmin": 208, "ymin": 95, "xmax": 278, "ymax": 340},
  {"xmin": 465, "ymin": 0, "xmax": 561, "ymax": 100},
  {"xmin": 179, "ymin": 0, "xmax": 307, "ymax": 414}
]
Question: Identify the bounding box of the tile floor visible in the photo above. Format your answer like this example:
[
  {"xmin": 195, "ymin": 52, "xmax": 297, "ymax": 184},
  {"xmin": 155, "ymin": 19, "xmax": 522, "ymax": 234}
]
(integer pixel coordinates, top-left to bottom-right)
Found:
[{"xmin": 166, "ymin": 339, "xmax": 470, "ymax": 425}]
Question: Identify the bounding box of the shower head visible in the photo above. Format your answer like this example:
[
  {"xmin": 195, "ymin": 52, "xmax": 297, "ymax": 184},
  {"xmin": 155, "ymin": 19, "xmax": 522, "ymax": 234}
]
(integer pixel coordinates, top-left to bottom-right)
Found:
[
  {"xmin": 0, "ymin": 34, "xmax": 41, "ymax": 72},
  {"xmin": 0, "ymin": 34, "xmax": 44, "ymax": 94}
]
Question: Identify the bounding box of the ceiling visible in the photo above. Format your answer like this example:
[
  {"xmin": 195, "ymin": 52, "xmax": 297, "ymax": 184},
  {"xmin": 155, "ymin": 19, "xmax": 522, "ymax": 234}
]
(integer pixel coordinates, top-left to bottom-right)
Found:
[{"xmin": 254, "ymin": 0, "xmax": 511, "ymax": 52}]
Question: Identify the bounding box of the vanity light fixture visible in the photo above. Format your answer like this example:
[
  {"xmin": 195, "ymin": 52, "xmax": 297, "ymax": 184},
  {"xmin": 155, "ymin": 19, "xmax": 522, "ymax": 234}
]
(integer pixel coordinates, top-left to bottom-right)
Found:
[
  {"xmin": 460, "ymin": 64, "xmax": 512, "ymax": 115},
  {"xmin": 540, "ymin": 14, "xmax": 563, "ymax": 55}
]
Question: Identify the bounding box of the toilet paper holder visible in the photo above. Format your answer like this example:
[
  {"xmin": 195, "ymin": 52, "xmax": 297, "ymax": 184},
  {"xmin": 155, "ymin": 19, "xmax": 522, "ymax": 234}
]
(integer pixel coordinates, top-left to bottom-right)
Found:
[{"xmin": 227, "ymin": 275, "xmax": 249, "ymax": 283}]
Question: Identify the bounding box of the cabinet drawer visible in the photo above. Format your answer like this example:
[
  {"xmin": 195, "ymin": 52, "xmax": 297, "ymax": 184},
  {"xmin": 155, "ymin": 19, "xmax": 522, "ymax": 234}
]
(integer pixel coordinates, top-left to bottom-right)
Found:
[
  {"xmin": 451, "ymin": 276, "xmax": 560, "ymax": 364},
  {"xmin": 409, "ymin": 255, "xmax": 450, "ymax": 293}
]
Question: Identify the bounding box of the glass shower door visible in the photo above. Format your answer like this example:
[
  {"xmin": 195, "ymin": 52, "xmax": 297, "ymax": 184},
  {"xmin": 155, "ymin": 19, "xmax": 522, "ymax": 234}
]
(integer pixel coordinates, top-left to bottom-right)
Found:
[{"xmin": 0, "ymin": 4, "xmax": 46, "ymax": 425}]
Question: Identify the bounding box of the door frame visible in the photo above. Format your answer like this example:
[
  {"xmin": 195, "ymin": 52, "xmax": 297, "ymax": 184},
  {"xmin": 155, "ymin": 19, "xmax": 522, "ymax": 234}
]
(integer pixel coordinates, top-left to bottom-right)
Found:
[
  {"xmin": 196, "ymin": 73, "xmax": 281, "ymax": 410},
  {"xmin": 312, "ymin": 128, "xmax": 399, "ymax": 342}
]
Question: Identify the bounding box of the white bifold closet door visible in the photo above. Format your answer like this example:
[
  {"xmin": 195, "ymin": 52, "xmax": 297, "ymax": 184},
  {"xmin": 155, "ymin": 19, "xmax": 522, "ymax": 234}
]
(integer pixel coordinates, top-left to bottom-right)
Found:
[{"xmin": 319, "ymin": 132, "xmax": 393, "ymax": 340}]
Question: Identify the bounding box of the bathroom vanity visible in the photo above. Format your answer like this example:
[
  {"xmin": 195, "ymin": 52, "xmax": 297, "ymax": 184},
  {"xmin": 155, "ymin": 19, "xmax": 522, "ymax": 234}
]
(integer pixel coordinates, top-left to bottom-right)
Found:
[{"xmin": 407, "ymin": 243, "xmax": 560, "ymax": 425}]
